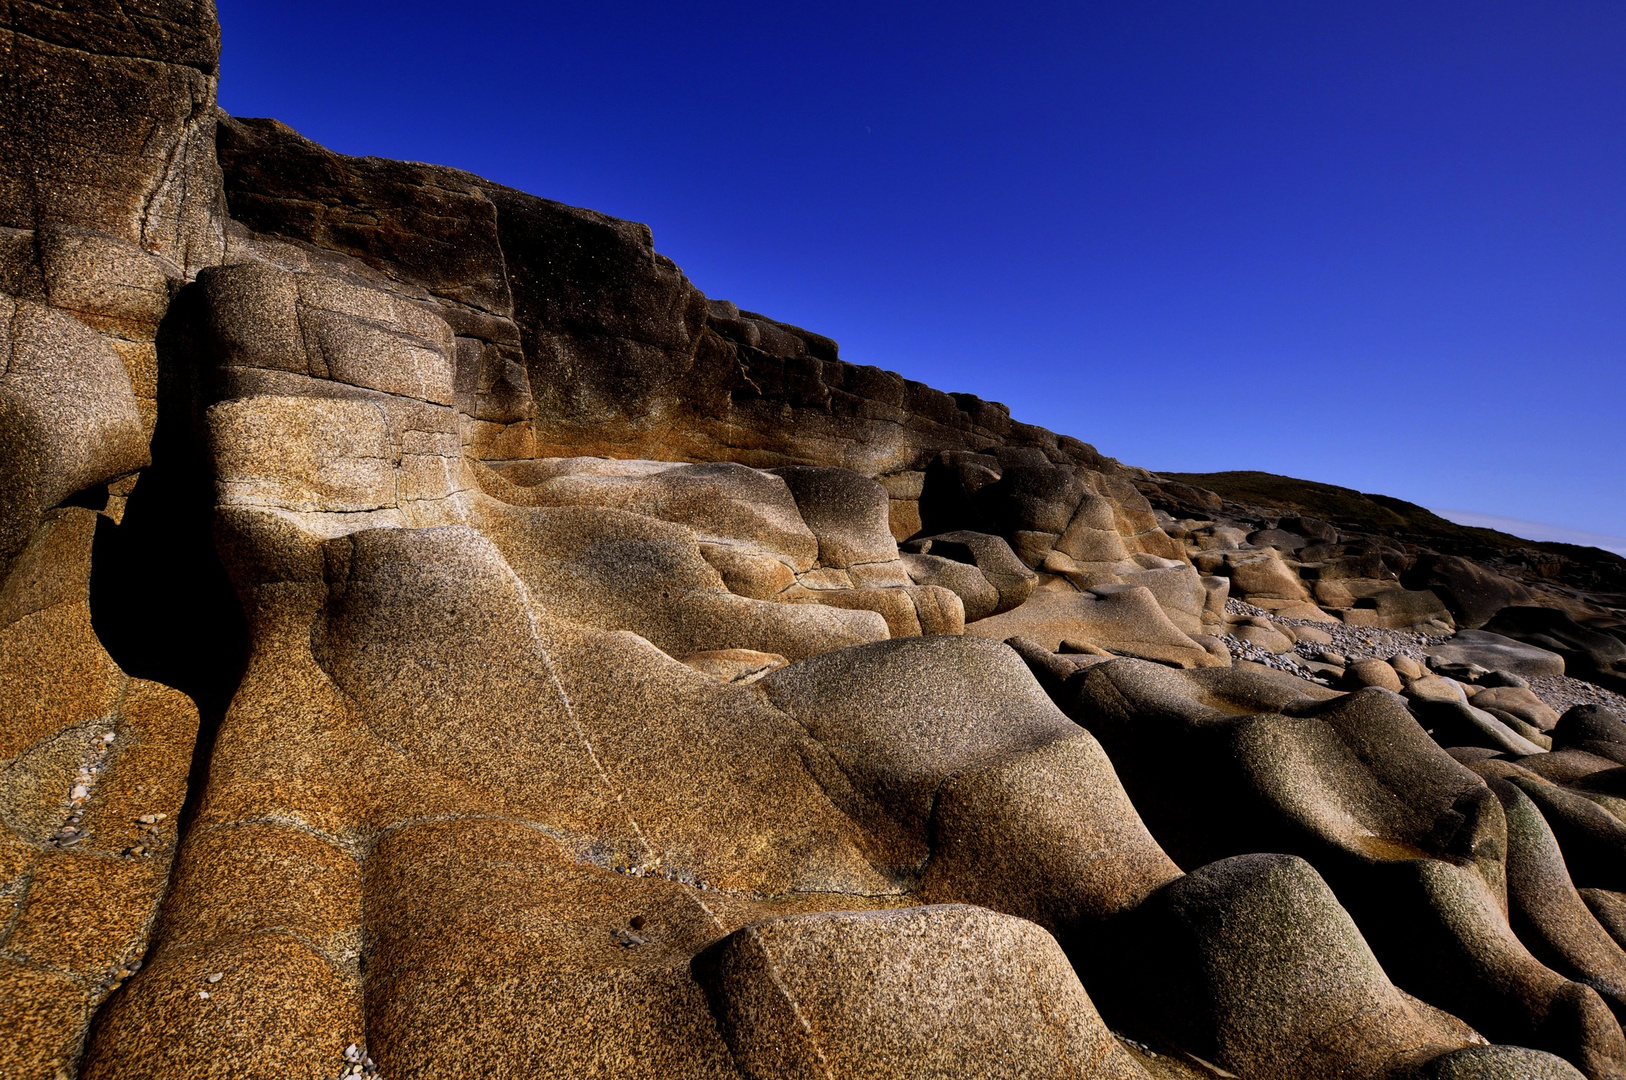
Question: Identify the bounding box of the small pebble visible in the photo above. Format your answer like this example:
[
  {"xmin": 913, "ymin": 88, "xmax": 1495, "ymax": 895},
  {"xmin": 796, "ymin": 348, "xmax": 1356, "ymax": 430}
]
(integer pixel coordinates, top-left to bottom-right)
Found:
[
  {"xmin": 610, "ymin": 927, "xmax": 648, "ymax": 948},
  {"xmin": 207, "ymin": 972, "xmax": 223, "ymax": 983},
  {"xmin": 198, "ymin": 990, "xmax": 210, "ymax": 1000}
]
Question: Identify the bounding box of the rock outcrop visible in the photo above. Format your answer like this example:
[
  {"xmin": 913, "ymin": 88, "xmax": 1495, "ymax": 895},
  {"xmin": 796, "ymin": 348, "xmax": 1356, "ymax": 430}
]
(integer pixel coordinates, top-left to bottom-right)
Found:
[{"xmin": 5, "ymin": 4, "xmax": 1626, "ymax": 1079}]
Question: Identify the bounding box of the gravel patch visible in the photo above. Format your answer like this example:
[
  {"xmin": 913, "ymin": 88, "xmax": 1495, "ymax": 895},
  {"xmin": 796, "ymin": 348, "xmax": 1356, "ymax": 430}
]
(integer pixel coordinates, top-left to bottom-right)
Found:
[
  {"xmin": 1215, "ymin": 632, "xmax": 1327, "ymax": 682},
  {"xmin": 1527, "ymin": 675, "xmax": 1626, "ymax": 717},
  {"xmin": 329, "ymin": 1043, "xmax": 380, "ymax": 1080},
  {"xmin": 46, "ymin": 730, "xmax": 116, "ymax": 850},
  {"xmin": 1223, "ymin": 598, "xmax": 1449, "ymax": 672},
  {"xmin": 1223, "ymin": 599, "xmax": 1626, "ymax": 718}
]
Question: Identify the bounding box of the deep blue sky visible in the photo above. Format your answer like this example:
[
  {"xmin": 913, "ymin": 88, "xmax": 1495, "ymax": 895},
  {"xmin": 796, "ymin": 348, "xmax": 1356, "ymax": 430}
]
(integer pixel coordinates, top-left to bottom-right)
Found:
[{"xmin": 216, "ymin": 1, "xmax": 1626, "ymax": 548}]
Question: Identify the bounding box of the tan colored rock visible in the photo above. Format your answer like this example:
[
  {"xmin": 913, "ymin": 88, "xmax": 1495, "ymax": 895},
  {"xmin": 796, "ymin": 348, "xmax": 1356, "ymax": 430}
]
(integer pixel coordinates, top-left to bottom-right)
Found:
[
  {"xmin": 0, "ymin": 510, "xmax": 199, "ymax": 1079},
  {"xmin": 1431, "ymin": 630, "xmax": 1566, "ymax": 679},
  {"xmin": 1226, "ymin": 552, "xmax": 1312, "ymax": 603},
  {"xmin": 1114, "ymin": 854, "xmax": 1482, "ymax": 1080},
  {"xmin": 920, "ymin": 734, "xmax": 1182, "ymax": 927},
  {"xmin": 901, "ymin": 551, "xmax": 1001, "ymax": 621},
  {"xmin": 1294, "ymin": 623, "xmax": 1336, "ymax": 645},
  {"xmin": 1273, "ymin": 600, "xmax": 1343, "ymax": 622},
  {"xmin": 0, "ymin": 2, "xmax": 225, "ymax": 275},
  {"xmin": 694, "ymin": 905, "xmax": 1152, "ymax": 1080},
  {"xmin": 845, "ymin": 559, "xmax": 912, "ymax": 588},
  {"xmin": 1343, "ymin": 586, "xmax": 1457, "ymax": 630},
  {"xmin": 1200, "ymin": 573, "xmax": 1231, "ymax": 626},
  {"xmin": 484, "ymin": 457, "xmax": 819, "ymax": 571},
  {"xmin": 1409, "ymin": 1045, "xmax": 1586, "ymax": 1079},
  {"xmin": 362, "ymin": 819, "xmax": 741, "ymax": 1080},
  {"xmin": 887, "ymin": 497, "xmax": 922, "ymax": 541},
  {"xmin": 904, "ymin": 531, "xmax": 1035, "ymax": 615},
  {"xmin": 698, "ymin": 543, "xmax": 796, "ymax": 598},
  {"xmin": 208, "ymin": 395, "xmax": 396, "ymax": 515},
  {"xmin": 478, "ymin": 502, "xmax": 888, "ymax": 660},
  {"xmin": 761, "ymin": 635, "xmax": 1080, "ymax": 869},
  {"xmin": 1054, "ymin": 493, "xmax": 1131, "ymax": 562},
  {"xmin": 790, "ymin": 584, "xmax": 921, "ymax": 637},
  {"xmin": 681, "ymin": 648, "xmax": 789, "ymax": 684},
  {"xmin": 1122, "ymin": 560, "xmax": 1207, "ymax": 636},
  {"xmin": 1410, "ymin": 674, "xmax": 1472, "ymax": 705},
  {"xmin": 770, "ymin": 465, "xmax": 898, "ymax": 569},
  {"xmin": 1233, "ymin": 620, "xmax": 1297, "ymax": 654},
  {"xmin": 902, "ymin": 583, "xmax": 966, "ymax": 635},
  {"xmin": 38, "ymin": 227, "xmax": 176, "ymax": 337},
  {"xmin": 1392, "ymin": 654, "xmax": 1427, "ymax": 680},
  {"xmin": 1349, "ymin": 657, "xmax": 1407, "ymax": 692},
  {"xmin": 1473, "ymin": 686, "xmax": 1562, "ymax": 732},
  {"xmin": 966, "ymin": 585, "xmax": 1226, "ymax": 668},
  {"xmin": 0, "ymin": 298, "xmax": 149, "ymax": 565},
  {"xmin": 1317, "ymin": 578, "xmax": 1359, "ymax": 608}
]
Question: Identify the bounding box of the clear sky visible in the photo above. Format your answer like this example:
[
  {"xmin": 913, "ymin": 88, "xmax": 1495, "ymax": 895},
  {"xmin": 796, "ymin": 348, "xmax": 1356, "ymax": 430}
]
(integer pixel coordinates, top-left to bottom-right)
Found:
[{"xmin": 215, "ymin": 1, "xmax": 1626, "ymax": 547}]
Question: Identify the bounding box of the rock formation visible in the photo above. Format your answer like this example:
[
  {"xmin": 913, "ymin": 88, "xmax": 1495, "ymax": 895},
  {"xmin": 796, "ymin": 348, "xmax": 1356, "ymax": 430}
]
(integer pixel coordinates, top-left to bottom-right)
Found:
[{"xmin": 4, "ymin": 3, "xmax": 1626, "ymax": 1078}]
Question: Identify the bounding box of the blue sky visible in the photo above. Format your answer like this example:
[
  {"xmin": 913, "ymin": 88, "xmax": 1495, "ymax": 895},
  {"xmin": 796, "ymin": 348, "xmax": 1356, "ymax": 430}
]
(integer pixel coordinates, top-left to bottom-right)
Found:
[{"xmin": 216, "ymin": 1, "xmax": 1626, "ymax": 547}]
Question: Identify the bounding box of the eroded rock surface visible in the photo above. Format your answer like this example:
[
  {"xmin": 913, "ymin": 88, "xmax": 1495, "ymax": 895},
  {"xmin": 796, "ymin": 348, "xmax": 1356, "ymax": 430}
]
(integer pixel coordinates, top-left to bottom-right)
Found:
[{"xmin": 6, "ymin": 4, "xmax": 1626, "ymax": 1078}]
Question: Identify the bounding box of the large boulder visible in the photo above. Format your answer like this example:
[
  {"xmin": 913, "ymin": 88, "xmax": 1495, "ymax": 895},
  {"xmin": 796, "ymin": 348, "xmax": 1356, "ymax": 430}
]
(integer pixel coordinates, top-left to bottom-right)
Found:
[
  {"xmin": 1486, "ymin": 608, "xmax": 1626, "ymax": 690},
  {"xmin": 1110, "ymin": 854, "xmax": 1480, "ymax": 1080},
  {"xmin": 769, "ymin": 465, "xmax": 898, "ymax": 569},
  {"xmin": 693, "ymin": 905, "xmax": 1151, "ymax": 1080},
  {"xmin": 899, "ymin": 551, "xmax": 1002, "ymax": 621},
  {"xmin": 0, "ymin": 297, "xmax": 149, "ymax": 566},
  {"xmin": 1407, "ymin": 1045, "xmax": 1586, "ymax": 1080},
  {"xmin": 1431, "ymin": 629, "xmax": 1567, "ymax": 679},
  {"xmin": 919, "ymin": 733, "xmax": 1182, "ymax": 931},
  {"xmin": 903, "ymin": 530, "xmax": 1036, "ymax": 615},
  {"xmin": 1406, "ymin": 555, "xmax": 1539, "ymax": 630},
  {"xmin": 759, "ymin": 635, "xmax": 1078, "ymax": 868},
  {"xmin": 478, "ymin": 457, "xmax": 819, "ymax": 570},
  {"xmin": 964, "ymin": 585, "xmax": 1226, "ymax": 668},
  {"xmin": 1554, "ymin": 706, "xmax": 1626, "ymax": 753}
]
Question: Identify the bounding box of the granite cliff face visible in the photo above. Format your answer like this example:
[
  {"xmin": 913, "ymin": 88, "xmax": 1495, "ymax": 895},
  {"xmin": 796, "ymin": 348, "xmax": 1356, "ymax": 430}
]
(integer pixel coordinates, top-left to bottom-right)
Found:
[{"xmin": 5, "ymin": 4, "xmax": 1626, "ymax": 1079}]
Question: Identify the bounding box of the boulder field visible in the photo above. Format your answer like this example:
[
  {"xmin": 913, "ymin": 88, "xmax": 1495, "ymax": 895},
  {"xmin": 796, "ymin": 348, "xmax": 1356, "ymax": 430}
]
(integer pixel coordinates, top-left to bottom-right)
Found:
[{"xmin": 4, "ymin": 3, "xmax": 1626, "ymax": 1078}]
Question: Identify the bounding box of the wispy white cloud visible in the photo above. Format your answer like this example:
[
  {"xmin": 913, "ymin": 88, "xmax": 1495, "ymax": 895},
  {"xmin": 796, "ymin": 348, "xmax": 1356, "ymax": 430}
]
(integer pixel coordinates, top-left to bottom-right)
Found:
[{"xmin": 1433, "ymin": 509, "xmax": 1626, "ymax": 557}]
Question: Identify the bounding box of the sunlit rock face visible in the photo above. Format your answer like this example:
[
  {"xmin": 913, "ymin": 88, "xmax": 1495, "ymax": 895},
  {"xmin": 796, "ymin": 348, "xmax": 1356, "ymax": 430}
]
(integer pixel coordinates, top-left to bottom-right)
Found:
[{"xmin": 4, "ymin": 4, "xmax": 1626, "ymax": 1079}]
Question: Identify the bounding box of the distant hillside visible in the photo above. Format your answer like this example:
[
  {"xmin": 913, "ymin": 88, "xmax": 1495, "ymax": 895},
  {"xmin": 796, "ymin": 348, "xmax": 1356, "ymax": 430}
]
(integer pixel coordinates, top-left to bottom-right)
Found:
[{"xmin": 1156, "ymin": 470, "xmax": 1626, "ymax": 596}]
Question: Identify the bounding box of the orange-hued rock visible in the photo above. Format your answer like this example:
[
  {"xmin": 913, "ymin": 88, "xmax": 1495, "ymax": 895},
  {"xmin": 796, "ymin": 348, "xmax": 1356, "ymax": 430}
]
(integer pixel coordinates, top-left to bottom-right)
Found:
[
  {"xmin": 0, "ymin": 509, "xmax": 200, "ymax": 1078},
  {"xmin": 695, "ymin": 905, "xmax": 1153, "ymax": 1080}
]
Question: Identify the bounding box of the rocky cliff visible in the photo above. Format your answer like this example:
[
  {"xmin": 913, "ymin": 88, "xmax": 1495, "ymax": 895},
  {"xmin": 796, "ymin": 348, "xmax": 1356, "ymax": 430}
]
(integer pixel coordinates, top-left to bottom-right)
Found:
[{"xmin": 5, "ymin": 4, "xmax": 1626, "ymax": 1079}]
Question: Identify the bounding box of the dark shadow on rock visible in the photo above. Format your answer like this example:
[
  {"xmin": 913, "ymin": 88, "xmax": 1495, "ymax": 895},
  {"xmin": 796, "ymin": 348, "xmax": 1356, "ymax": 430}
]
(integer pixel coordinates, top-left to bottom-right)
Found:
[{"xmin": 88, "ymin": 283, "xmax": 248, "ymax": 841}]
